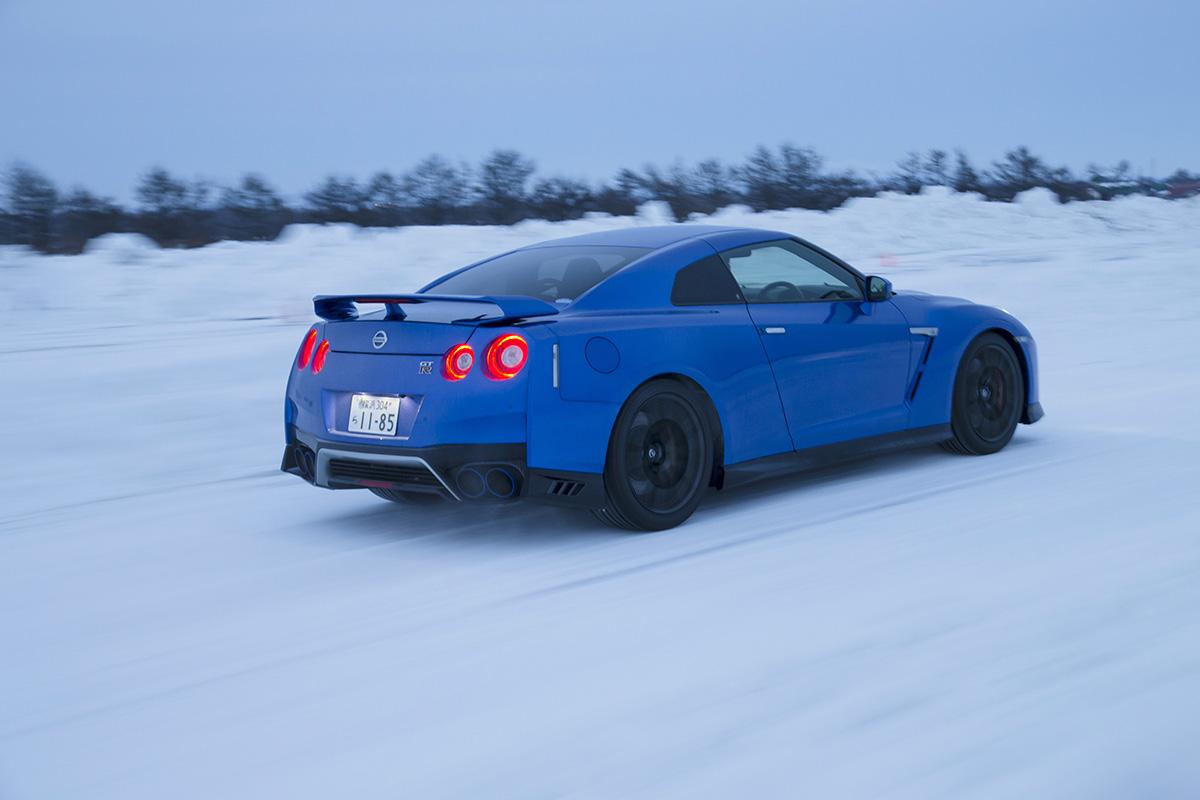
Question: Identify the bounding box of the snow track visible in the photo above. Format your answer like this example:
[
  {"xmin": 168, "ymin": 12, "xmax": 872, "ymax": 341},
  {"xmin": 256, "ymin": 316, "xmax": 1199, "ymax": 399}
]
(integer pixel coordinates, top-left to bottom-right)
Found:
[{"xmin": 2, "ymin": 190, "xmax": 1199, "ymax": 798}]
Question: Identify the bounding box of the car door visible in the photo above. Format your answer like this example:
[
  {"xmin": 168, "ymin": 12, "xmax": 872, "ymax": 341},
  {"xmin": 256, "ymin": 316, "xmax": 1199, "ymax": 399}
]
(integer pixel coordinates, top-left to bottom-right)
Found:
[{"xmin": 718, "ymin": 239, "xmax": 912, "ymax": 450}]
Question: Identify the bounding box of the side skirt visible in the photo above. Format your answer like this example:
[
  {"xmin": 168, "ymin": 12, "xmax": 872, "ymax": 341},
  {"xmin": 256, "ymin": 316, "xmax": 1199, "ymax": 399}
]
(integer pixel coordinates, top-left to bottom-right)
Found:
[{"xmin": 722, "ymin": 424, "xmax": 952, "ymax": 490}]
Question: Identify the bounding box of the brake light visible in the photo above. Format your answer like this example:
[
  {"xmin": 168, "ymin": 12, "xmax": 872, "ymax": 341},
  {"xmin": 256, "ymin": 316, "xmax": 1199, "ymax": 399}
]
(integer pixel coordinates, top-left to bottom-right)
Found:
[
  {"xmin": 296, "ymin": 329, "xmax": 318, "ymax": 369},
  {"xmin": 443, "ymin": 344, "xmax": 474, "ymax": 381},
  {"xmin": 311, "ymin": 340, "xmax": 330, "ymax": 373},
  {"xmin": 485, "ymin": 334, "xmax": 528, "ymax": 379}
]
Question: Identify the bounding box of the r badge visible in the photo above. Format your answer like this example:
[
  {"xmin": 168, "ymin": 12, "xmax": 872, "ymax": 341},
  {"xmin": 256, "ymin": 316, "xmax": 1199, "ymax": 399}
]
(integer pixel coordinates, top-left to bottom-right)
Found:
[{"xmin": 418, "ymin": 360, "xmax": 433, "ymax": 375}]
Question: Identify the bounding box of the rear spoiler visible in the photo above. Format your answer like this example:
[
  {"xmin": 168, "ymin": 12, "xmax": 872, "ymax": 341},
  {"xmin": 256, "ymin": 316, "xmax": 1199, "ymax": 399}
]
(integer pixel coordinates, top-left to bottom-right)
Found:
[{"xmin": 312, "ymin": 294, "xmax": 559, "ymax": 324}]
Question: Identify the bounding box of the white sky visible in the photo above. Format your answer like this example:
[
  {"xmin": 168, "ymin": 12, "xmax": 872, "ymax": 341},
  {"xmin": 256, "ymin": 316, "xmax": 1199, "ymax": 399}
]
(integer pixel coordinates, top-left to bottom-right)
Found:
[{"xmin": 1, "ymin": 0, "xmax": 1196, "ymax": 200}]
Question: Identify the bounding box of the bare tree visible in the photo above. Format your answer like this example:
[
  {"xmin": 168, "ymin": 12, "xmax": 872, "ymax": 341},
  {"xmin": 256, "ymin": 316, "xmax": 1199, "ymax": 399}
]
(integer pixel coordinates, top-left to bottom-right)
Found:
[
  {"xmin": 478, "ymin": 149, "xmax": 535, "ymax": 224},
  {"xmin": 530, "ymin": 176, "xmax": 593, "ymax": 221},
  {"xmin": 893, "ymin": 152, "xmax": 924, "ymax": 194},
  {"xmin": 951, "ymin": 150, "xmax": 983, "ymax": 194},
  {"xmin": 304, "ymin": 176, "xmax": 365, "ymax": 224},
  {"xmin": 401, "ymin": 155, "xmax": 472, "ymax": 225},
  {"xmin": 219, "ymin": 174, "xmax": 286, "ymax": 240},
  {"xmin": 925, "ymin": 150, "xmax": 949, "ymax": 186}
]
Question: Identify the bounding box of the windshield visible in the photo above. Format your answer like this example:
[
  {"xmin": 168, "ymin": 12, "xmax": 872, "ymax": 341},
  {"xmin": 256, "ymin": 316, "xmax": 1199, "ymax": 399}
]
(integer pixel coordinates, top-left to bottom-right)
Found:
[{"xmin": 425, "ymin": 245, "xmax": 650, "ymax": 304}]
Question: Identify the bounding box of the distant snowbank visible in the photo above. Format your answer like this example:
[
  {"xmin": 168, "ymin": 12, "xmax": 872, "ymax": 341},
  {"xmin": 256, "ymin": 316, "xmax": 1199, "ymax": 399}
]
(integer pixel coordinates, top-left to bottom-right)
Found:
[{"xmin": 2, "ymin": 189, "xmax": 1196, "ymax": 326}]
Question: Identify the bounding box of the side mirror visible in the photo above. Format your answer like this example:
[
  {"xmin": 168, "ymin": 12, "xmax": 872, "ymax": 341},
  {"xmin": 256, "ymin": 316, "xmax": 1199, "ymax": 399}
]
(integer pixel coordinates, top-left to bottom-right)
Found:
[{"xmin": 865, "ymin": 275, "xmax": 893, "ymax": 301}]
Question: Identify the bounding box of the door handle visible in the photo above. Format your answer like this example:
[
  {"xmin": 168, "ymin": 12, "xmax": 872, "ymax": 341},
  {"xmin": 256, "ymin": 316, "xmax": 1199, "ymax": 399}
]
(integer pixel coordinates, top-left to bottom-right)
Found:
[{"xmin": 763, "ymin": 326, "xmax": 787, "ymax": 335}]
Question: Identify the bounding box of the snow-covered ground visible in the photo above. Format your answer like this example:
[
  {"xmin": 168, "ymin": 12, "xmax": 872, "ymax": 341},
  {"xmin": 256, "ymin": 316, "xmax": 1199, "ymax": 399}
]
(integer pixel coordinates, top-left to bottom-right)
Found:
[{"xmin": 2, "ymin": 189, "xmax": 1199, "ymax": 799}]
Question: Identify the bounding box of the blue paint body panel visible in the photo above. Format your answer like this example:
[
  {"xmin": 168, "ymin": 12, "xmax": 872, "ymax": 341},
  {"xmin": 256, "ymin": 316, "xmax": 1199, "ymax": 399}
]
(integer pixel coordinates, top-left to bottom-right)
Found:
[{"xmin": 283, "ymin": 225, "xmax": 1042, "ymax": 496}]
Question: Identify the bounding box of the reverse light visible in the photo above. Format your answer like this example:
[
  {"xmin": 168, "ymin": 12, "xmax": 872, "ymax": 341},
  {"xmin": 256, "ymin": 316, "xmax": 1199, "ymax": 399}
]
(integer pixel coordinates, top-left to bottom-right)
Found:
[
  {"xmin": 311, "ymin": 339, "xmax": 331, "ymax": 373},
  {"xmin": 485, "ymin": 334, "xmax": 529, "ymax": 380},
  {"xmin": 296, "ymin": 329, "xmax": 318, "ymax": 370},
  {"xmin": 443, "ymin": 344, "xmax": 474, "ymax": 381}
]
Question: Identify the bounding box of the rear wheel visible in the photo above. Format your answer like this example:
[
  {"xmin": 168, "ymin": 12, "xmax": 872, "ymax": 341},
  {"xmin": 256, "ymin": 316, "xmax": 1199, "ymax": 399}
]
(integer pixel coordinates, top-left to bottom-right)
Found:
[
  {"xmin": 941, "ymin": 333, "xmax": 1025, "ymax": 455},
  {"xmin": 369, "ymin": 487, "xmax": 446, "ymax": 505},
  {"xmin": 592, "ymin": 380, "xmax": 713, "ymax": 531}
]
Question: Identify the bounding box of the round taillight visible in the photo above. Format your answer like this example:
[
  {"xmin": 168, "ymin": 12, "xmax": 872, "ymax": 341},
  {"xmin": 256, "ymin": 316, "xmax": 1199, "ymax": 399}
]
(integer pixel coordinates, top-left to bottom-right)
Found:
[
  {"xmin": 443, "ymin": 344, "xmax": 474, "ymax": 381},
  {"xmin": 485, "ymin": 334, "xmax": 528, "ymax": 380},
  {"xmin": 311, "ymin": 339, "xmax": 330, "ymax": 374},
  {"xmin": 296, "ymin": 329, "xmax": 318, "ymax": 370}
]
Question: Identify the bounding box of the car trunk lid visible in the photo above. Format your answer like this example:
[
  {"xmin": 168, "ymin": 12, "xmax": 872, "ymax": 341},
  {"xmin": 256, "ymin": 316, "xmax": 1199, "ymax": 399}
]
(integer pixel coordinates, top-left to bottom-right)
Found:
[{"xmin": 314, "ymin": 294, "xmax": 558, "ymax": 355}]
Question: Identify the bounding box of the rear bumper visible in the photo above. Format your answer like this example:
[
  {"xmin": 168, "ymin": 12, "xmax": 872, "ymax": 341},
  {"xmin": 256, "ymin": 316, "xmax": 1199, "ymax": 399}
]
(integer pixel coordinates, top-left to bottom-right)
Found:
[{"xmin": 281, "ymin": 426, "xmax": 605, "ymax": 507}]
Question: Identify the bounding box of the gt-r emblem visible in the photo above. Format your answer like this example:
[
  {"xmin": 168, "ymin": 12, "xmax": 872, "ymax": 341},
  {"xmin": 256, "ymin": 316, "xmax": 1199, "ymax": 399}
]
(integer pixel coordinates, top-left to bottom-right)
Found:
[
  {"xmin": 372, "ymin": 330, "xmax": 388, "ymax": 349},
  {"xmin": 418, "ymin": 360, "xmax": 433, "ymax": 375}
]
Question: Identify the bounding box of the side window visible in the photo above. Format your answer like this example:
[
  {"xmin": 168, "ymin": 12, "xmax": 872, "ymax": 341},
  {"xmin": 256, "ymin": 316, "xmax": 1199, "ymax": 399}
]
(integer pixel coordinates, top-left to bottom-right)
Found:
[
  {"xmin": 671, "ymin": 254, "xmax": 744, "ymax": 306},
  {"xmin": 721, "ymin": 240, "xmax": 862, "ymax": 303}
]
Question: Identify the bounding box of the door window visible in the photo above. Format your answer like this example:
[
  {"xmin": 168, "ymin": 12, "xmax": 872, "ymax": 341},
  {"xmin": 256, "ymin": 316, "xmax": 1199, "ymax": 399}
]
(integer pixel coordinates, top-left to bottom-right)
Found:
[{"xmin": 722, "ymin": 240, "xmax": 861, "ymax": 303}]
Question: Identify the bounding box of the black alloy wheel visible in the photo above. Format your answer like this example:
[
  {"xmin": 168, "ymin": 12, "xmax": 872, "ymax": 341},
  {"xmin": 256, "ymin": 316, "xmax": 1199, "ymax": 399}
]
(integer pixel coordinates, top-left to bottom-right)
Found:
[
  {"xmin": 593, "ymin": 379, "xmax": 713, "ymax": 531},
  {"xmin": 942, "ymin": 333, "xmax": 1025, "ymax": 455}
]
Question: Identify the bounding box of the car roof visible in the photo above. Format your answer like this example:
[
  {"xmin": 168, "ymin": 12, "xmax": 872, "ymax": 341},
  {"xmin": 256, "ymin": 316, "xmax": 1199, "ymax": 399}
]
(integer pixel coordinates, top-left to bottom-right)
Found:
[{"xmin": 518, "ymin": 225, "xmax": 784, "ymax": 251}]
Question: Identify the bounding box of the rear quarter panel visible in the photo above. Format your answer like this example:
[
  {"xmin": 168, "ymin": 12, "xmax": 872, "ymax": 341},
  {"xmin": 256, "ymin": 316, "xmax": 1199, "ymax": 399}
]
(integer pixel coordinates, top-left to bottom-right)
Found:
[{"xmin": 527, "ymin": 239, "xmax": 793, "ymax": 475}]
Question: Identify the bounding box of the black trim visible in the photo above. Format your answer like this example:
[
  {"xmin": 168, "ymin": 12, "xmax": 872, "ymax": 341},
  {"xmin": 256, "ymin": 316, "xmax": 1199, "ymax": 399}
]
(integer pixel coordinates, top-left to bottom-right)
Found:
[
  {"xmin": 525, "ymin": 469, "xmax": 607, "ymax": 509},
  {"xmin": 1022, "ymin": 402, "xmax": 1045, "ymax": 425},
  {"xmin": 284, "ymin": 423, "xmax": 968, "ymax": 510},
  {"xmin": 283, "ymin": 427, "xmax": 526, "ymax": 499},
  {"xmin": 722, "ymin": 425, "xmax": 952, "ymax": 489}
]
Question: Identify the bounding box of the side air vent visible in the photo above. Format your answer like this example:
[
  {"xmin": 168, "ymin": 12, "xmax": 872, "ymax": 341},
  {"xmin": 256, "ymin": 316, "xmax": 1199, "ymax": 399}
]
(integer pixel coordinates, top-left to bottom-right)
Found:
[{"xmin": 546, "ymin": 479, "xmax": 586, "ymax": 497}]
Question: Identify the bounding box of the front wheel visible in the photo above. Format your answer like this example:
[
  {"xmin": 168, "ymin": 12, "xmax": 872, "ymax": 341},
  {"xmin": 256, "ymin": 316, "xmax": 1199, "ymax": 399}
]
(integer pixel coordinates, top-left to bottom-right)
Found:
[
  {"xmin": 941, "ymin": 333, "xmax": 1025, "ymax": 455},
  {"xmin": 592, "ymin": 379, "xmax": 713, "ymax": 531}
]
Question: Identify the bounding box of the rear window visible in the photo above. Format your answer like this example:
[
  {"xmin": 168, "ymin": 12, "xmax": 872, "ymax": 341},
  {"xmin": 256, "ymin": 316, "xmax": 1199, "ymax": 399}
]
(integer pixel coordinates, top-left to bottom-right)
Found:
[{"xmin": 425, "ymin": 245, "xmax": 650, "ymax": 304}]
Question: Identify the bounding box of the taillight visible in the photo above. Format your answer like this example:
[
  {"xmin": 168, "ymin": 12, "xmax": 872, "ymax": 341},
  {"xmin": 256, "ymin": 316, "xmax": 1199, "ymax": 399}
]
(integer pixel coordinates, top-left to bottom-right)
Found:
[
  {"xmin": 311, "ymin": 339, "xmax": 330, "ymax": 373},
  {"xmin": 296, "ymin": 329, "xmax": 318, "ymax": 370},
  {"xmin": 443, "ymin": 344, "xmax": 474, "ymax": 381},
  {"xmin": 485, "ymin": 334, "xmax": 529, "ymax": 380}
]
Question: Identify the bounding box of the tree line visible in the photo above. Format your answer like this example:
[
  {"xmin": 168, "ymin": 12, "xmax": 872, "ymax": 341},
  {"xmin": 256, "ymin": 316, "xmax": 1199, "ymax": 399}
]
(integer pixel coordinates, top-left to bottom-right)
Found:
[{"xmin": 2, "ymin": 146, "xmax": 1195, "ymax": 254}]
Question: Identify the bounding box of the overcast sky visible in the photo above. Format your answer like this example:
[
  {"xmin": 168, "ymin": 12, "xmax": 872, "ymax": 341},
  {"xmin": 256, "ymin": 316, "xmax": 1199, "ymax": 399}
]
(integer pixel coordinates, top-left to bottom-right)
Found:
[{"xmin": 1, "ymin": 0, "xmax": 1196, "ymax": 200}]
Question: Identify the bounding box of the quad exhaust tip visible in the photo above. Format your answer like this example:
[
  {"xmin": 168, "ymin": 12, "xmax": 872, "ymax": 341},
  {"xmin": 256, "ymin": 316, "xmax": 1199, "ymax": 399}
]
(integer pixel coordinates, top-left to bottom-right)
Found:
[
  {"xmin": 455, "ymin": 464, "xmax": 520, "ymax": 500},
  {"xmin": 456, "ymin": 467, "xmax": 486, "ymax": 499},
  {"xmin": 485, "ymin": 467, "xmax": 516, "ymax": 498},
  {"xmin": 291, "ymin": 444, "xmax": 317, "ymax": 482}
]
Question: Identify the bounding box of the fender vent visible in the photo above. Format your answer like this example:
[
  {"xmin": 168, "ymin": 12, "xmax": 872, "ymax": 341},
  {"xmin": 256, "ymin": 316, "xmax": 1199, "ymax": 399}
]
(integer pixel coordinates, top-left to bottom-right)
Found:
[{"xmin": 546, "ymin": 479, "xmax": 586, "ymax": 497}]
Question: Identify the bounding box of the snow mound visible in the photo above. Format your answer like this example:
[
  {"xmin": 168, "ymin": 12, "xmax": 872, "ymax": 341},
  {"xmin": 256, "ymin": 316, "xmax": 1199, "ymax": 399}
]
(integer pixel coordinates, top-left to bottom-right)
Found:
[{"xmin": 83, "ymin": 232, "xmax": 160, "ymax": 262}]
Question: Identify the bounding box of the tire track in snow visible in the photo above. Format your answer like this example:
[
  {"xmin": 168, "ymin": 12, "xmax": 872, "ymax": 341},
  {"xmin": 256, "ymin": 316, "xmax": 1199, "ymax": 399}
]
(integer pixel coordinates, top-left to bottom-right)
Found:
[{"xmin": 0, "ymin": 441, "xmax": 1101, "ymax": 742}]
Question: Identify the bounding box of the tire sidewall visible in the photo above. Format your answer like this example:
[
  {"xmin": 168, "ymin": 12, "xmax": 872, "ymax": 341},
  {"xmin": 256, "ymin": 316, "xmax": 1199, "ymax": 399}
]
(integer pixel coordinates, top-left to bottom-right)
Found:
[{"xmin": 603, "ymin": 380, "xmax": 713, "ymax": 531}]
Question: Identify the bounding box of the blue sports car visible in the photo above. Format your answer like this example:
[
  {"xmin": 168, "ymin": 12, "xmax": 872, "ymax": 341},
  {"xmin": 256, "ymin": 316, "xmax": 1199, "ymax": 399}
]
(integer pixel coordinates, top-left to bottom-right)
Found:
[{"xmin": 282, "ymin": 226, "xmax": 1043, "ymax": 530}]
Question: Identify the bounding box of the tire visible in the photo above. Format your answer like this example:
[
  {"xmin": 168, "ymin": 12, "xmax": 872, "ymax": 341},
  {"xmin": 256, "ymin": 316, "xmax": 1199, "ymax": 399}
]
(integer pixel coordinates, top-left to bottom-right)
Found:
[
  {"xmin": 591, "ymin": 379, "xmax": 714, "ymax": 531},
  {"xmin": 941, "ymin": 333, "xmax": 1025, "ymax": 456},
  {"xmin": 369, "ymin": 487, "xmax": 446, "ymax": 504}
]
